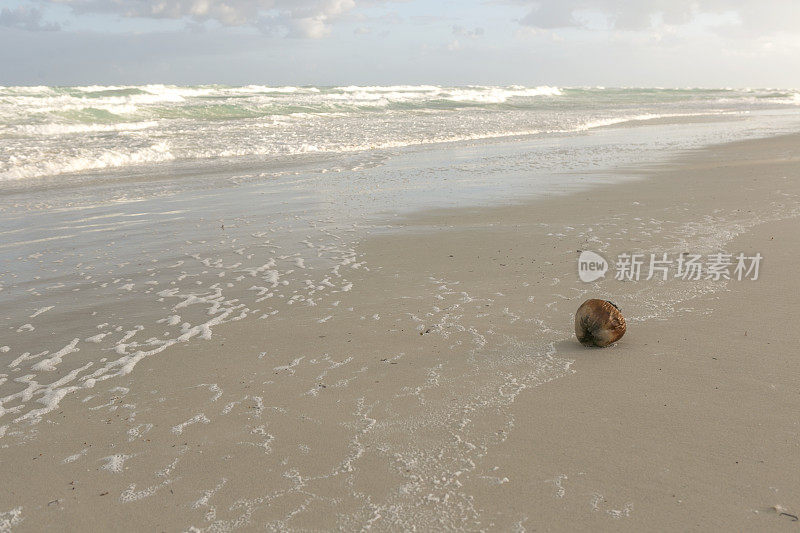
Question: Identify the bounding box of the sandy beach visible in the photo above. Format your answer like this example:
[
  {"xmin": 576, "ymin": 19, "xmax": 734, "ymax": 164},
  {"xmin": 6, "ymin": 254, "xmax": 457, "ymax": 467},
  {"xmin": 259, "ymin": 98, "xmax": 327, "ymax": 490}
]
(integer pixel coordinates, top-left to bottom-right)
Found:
[
  {"xmin": 4, "ymin": 0, "xmax": 800, "ymax": 529},
  {"xmin": 2, "ymin": 128, "xmax": 799, "ymax": 530}
]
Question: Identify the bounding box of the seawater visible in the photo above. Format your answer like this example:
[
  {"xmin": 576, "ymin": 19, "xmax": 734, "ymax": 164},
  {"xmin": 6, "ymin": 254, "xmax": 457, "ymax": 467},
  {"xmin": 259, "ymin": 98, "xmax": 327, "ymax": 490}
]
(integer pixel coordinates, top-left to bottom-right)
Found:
[{"xmin": 2, "ymin": 84, "xmax": 799, "ymax": 182}]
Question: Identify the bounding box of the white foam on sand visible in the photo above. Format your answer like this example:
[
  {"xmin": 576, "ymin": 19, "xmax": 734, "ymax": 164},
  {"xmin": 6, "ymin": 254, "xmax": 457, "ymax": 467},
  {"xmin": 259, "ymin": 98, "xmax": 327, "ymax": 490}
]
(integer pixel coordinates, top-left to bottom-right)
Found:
[
  {"xmin": 85, "ymin": 332, "xmax": 110, "ymax": 343},
  {"xmin": 171, "ymin": 413, "xmax": 211, "ymax": 435},
  {"xmin": 62, "ymin": 448, "xmax": 89, "ymax": 464},
  {"xmin": 120, "ymin": 479, "xmax": 174, "ymax": 503},
  {"xmin": 30, "ymin": 339, "xmax": 80, "ymax": 372},
  {"xmin": 29, "ymin": 307, "xmax": 54, "ymax": 318},
  {"xmin": 100, "ymin": 453, "xmax": 134, "ymax": 473},
  {"xmin": 0, "ymin": 506, "xmax": 24, "ymax": 532}
]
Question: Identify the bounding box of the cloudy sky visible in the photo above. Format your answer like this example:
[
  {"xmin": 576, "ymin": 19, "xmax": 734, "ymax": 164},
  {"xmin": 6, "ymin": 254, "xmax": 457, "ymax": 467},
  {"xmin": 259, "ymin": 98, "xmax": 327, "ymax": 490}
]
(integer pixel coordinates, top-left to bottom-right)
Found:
[{"xmin": 1, "ymin": 0, "xmax": 799, "ymax": 86}]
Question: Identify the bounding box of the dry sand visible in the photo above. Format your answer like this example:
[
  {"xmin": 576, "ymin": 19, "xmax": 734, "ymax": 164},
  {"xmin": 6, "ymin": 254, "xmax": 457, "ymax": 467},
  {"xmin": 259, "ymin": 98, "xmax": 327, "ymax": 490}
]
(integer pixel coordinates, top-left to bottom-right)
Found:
[{"xmin": 2, "ymin": 133, "xmax": 800, "ymax": 531}]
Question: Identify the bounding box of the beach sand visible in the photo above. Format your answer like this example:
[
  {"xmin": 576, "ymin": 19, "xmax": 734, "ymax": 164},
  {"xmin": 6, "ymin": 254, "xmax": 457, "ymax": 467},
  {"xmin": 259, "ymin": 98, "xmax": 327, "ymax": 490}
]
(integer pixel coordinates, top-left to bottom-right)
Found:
[{"xmin": 2, "ymin": 133, "xmax": 800, "ymax": 531}]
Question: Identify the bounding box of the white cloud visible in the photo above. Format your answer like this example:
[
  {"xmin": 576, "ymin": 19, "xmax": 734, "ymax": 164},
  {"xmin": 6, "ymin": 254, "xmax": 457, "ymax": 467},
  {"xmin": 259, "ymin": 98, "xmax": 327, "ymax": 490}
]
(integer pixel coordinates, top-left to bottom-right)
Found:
[
  {"xmin": 45, "ymin": 0, "xmax": 365, "ymax": 37},
  {"xmin": 452, "ymin": 25, "xmax": 484, "ymax": 39},
  {"xmin": 0, "ymin": 6, "xmax": 60, "ymax": 31},
  {"xmin": 515, "ymin": 0, "xmax": 800, "ymax": 35}
]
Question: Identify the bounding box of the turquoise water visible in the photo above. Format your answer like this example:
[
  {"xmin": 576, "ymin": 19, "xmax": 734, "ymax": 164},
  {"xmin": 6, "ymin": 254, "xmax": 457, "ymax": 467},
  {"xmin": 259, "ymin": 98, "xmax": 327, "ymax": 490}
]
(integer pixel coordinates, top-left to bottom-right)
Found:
[{"xmin": 1, "ymin": 85, "xmax": 798, "ymax": 182}]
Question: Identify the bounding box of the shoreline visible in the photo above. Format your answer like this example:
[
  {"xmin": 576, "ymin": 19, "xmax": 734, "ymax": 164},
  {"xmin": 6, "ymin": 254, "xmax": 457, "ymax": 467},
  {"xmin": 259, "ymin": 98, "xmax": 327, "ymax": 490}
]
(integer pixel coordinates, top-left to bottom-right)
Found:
[
  {"xmin": 0, "ymin": 108, "xmax": 792, "ymax": 200},
  {"xmin": 2, "ymin": 132, "xmax": 800, "ymax": 530}
]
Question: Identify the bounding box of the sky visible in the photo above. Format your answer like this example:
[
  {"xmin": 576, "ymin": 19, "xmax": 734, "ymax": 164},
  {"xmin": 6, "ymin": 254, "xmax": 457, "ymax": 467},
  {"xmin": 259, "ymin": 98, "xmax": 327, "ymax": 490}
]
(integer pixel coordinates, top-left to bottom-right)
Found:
[{"xmin": 1, "ymin": 0, "xmax": 799, "ymax": 87}]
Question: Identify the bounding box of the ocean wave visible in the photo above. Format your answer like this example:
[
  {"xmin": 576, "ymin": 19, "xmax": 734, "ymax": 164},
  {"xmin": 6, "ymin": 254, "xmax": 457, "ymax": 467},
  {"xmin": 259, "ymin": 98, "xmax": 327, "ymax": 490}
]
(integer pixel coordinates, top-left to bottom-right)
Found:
[
  {"xmin": 714, "ymin": 92, "xmax": 800, "ymax": 106},
  {"xmin": 208, "ymin": 128, "xmax": 549, "ymax": 158},
  {"xmin": 4, "ymin": 127, "xmax": 547, "ymax": 181},
  {"xmin": 73, "ymin": 85, "xmax": 140, "ymax": 92},
  {"xmin": 0, "ymin": 86, "xmax": 793, "ymax": 182},
  {"xmin": 0, "ymin": 111, "xmax": 748, "ymax": 181},
  {"xmin": 208, "ymin": 112, "xmax": 733, "ymax": 158},
  {"xmin": 13, "ymin": 121, "xmax": 159, "ymax": 136},
  {"xmin": 226, "ymin": 85, "xmax": 321, "ymax": 94},
  {"xmin": 3, "ymin": 85, "xmax": 792, "ymax": 129},
  {"xmin": 574, "ymin": 112, "xmax": 735, "ymax": 131},
  {"xmin": 0, "ymin": 86, "xmax": 209, "ymax": 120},
  {"xmin": 0, "ymin": 85, "xmax": 54, "ymax": 95},
  {"xmin": 0, "ymin": 142, "xmax": 174, "ymax": 181},
  {"xmin": 444, "ymin": 85, "xmax": 562, "ymax": 103},
  {"xmin": 322, "ymin": 85, "xmax": 563, "ymax": 105},
  {"xmin": 334, "ymin": 85, "xmax": 441, "ymax": 93}
]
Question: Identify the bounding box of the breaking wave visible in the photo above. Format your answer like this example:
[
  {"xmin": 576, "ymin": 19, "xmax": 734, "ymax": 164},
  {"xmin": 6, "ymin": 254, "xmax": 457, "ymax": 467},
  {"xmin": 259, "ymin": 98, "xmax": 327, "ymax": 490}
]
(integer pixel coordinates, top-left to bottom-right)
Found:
[{"xmin": 0, "ymin": 85, "xmax": 796, "ymax": 181}]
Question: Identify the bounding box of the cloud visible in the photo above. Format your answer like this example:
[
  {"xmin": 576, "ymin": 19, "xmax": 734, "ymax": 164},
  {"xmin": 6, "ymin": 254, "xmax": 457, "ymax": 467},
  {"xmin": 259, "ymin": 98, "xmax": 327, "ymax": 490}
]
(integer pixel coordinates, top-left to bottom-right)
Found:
[
  {"xmin": 520, "ymin": 2, "xmax": 581, "ymax": 29},
  {"xmin": 0, "ymin": 6, "xmax": 60, "ymax": 31},
  {"xmin": 42, "ymin": 0, "xmax": 364, "ymax": 38},
  {"xmin": 283, "ymin": 0, "xmax": 356, "ymax": 38},
  {"xmin": 515, "ymin": 0, "xmax": 800, "ymax": 34},
  {"xmin": 452, "ymin": 25, "xmax": 484, "ymax": 38}
]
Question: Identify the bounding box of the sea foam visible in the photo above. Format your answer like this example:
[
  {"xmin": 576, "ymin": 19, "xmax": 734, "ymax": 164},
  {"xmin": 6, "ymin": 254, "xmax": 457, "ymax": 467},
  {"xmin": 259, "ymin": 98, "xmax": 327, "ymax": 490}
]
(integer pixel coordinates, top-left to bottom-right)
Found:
[{"xmin": 0, "ymin": 85, "xmax": 792, "ymax": 182}]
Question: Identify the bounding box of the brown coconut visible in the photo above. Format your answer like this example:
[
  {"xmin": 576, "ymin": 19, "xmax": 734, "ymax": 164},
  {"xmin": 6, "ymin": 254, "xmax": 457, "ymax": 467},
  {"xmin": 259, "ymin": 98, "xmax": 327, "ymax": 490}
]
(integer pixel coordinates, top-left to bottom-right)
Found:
[{"xmin": 575, "ymin": 299, "xmax": 626, "ymax": 347}]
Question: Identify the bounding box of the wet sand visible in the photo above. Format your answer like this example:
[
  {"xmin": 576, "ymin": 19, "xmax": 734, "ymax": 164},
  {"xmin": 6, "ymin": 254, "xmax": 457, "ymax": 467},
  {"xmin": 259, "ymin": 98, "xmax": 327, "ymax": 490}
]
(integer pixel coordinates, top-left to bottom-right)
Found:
[{"xmin": 2, "ymin": 133, "xmax": 800, "ymax": 531}]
